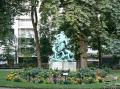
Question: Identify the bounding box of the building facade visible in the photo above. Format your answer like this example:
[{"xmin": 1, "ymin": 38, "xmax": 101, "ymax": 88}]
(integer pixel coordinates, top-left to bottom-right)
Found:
[{"xmin": 13, "ymin": 14, "xmax": 37, "ymax": 66}]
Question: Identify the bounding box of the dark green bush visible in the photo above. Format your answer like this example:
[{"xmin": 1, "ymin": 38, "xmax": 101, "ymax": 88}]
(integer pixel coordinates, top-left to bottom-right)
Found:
[
  {"xmin": 68, "ymin": 72, "xmax": 77, "ymax": 78},
  {"xmin": 30, "ymin": 68, "xmax": 40, "ymax": 77},
  {"xmin": 77, "ymin": 68, "xmax": 96, "ymax": 79}
]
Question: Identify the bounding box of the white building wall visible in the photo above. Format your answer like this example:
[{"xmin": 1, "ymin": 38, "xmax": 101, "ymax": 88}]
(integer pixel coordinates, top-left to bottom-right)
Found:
[
  {"xmin": 13, "ymin": 14, "xmax": 36, "ymax": 63},
  {"xmin": 18, "ymin": 19, "xmax": 33, "ymax": 28}
]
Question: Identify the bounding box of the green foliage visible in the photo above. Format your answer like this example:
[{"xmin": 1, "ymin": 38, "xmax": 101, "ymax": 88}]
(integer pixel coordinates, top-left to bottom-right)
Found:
[
  {"xmin": 20, "ymin": 68, "xmax": 31, "ymax": 80},
  {"xmin": 39, "ymin": 0, "xmax": 117, "ymax": 67},
  {"xmin": 40, "ymin": 36, "xmax": 53, "ymax": 63},
  {"xmin": 39, "ymin": 0, "xmax": 120, "ymax": 65},
  {"xmin": 96, "ymin": 69, "xmax": 107, "ymax": 78},
  {"xmin": 110, "ymin": 0, "xmax": 120, "ymax": 31},
  {"xmin": 0, "ymin": 0, "xmax": 32, "ymax": 67},
  {"xmin": 1, "ymin": 70, "xmax": 120, "ymax": 89},
  {"xmin": 6, "ymin": 68, "xmax": 110, "ymax": 84},
  {"xmin": 68, "ymin": 72, "xmax": 77, "ymax": 78},
  {"xmin": 40, "ymin": 0, "xmax": 61, "ymax": 29},
  {"xmin": 6, "ymin": 71, "xmax": 21, "ymax": 82},
  {"xmin": 1, "ymin": 0, "xmax": 120, "ymax": 69},
  {"xmin": 38, "ymin": 69, "xmax": 51, "ymax": 78},
  {"xmin": 83, "ymin": 77, "xmax": 95, "ymax": 84},
  {"xmin": 0, "ymin": 0, "xmax": 29, "ymax": 42},
  {"xmin": 77, "ymin": 68, "xmax": 96, "ymax": 79},
  {"xmin": 108, "ymin": 39, "xmax": 120, "ymax": 56},
  {"xmin": 19, "ymin": 58, "xmax": 37, "ymax": 68},
  {"xmin": 0, "ymin": 37, "xmax": 15, "ymax": 68},
  {"xmin": 101, "ymin": 67, "xmax": 112, "ymax": 73}
]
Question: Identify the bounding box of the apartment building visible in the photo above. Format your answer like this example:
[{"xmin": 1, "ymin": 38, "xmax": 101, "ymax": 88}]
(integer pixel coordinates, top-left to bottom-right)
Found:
[{"xmin": 13, "ymin": 14, "xmax": 37, "ymax": 66}]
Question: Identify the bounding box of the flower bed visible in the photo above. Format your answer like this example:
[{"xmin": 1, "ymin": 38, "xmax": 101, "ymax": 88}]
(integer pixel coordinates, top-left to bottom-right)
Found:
[{"xmin": 6, "ymin": 68, "xmax": 112, "ymax": 84}]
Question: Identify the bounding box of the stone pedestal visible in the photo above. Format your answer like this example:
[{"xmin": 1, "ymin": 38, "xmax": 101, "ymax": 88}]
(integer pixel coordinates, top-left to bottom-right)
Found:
[{"xmin": 49, "ymin": 61, "xmax": 76, "ymax": 71}]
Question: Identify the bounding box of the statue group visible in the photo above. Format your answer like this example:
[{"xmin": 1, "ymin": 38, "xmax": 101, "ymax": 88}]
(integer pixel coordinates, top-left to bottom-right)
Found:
[{"xmin": 50, "ymin": 31, "xmax": 74, "ymax": 62}]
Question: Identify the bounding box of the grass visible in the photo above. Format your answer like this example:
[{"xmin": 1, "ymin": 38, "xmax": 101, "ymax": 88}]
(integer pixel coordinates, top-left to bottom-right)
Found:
[
  {"xmin": 0, "ymin": 69, "xmax": 119, "ymax": 89},
  {"xmin": 0, "ymin": 80, "xmax": 104, "ymax": 89}
]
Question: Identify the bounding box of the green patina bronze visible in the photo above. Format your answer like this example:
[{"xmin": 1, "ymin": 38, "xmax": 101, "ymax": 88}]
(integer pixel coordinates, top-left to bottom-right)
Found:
[{"xmin": 50, "ymin": 31, "xmax": 74, "ymax": 62}]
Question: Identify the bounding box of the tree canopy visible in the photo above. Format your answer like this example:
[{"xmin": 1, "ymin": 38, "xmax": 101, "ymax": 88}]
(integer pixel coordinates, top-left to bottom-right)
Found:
[
  {"xmin": 39, "ymin": 0, "xmax": 120, "ymax": 68},
  {"xmin": 0, "ymin": 0, "xmax": 120, "ymax": 68}
]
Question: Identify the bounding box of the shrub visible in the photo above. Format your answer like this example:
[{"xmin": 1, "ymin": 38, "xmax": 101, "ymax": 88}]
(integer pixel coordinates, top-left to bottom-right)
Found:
[
  {"xmin": 67, "ymin": 77, "xmax": 76, "ymax": 84},
  {"xmin": 68, "ymin": 72, "xmax": 77, "ymax": 78},
  {"xmin": 96, "ymin": 69, "xmax": 107, "ymax": 78},
  {"xmin": 6, "ymin": 72, "xmax": 15, "ymax": 81},
  {"xmin": 20, "ymin": 68, "xmax": 31, "ymax": 81},
  {"xmin": 102, "ymin": 67, "xmax": 112, "ymax": 73},
  {"xmin": 6, "ymin": 71, "xmax": 21, "ymax": 82},
  {"xmin": 13, "ymin": 75, "xmax": 21, "ymax": 82},
  {"xmin": 38, "ymin": 69, "xmax": 50, "ymax": 78},
  {"xmin": 75, "ymin": 78, "xmax": 82, "ymax": 84},
  {"xmin": 30, "ymin": 68, "xmax": 40, "ymax": 78},
  {"xmin": 96, "ymin": 76, "xmax": 103, "ymax": 83},
  {"xmin": 77, "ymin": 68, "xmax": 96, "ymax": 79},
  {"xmin": 20, "ymin": 68, "xmax": 40, "ymax": 82},
  {"xmin": 6, "ymin": 68, "xmax": 109, "ymax": 84},
  {"xmin": 83, "ymin": 77, "xmax": 95, "ymax": 84}
]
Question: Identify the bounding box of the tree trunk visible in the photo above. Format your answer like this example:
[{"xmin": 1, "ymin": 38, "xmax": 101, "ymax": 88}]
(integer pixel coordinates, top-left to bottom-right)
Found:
[
  {"xmin": 97, "ymin": 36, "xmax": 102, "ymax": 68},
  {"xmin": 77, "ymin": 59, "xmax": 80, "ymax": 70},
  {"xmin": 7, "ymin": 59, "xmax": 14, "ymax": 68},
  {"xmin": 79, "ymin": 33, "xmax": 88, "ymax": 69},
  {"xmin": 31, "ymin": 5, "xmax": 41, "ymax": 68}
]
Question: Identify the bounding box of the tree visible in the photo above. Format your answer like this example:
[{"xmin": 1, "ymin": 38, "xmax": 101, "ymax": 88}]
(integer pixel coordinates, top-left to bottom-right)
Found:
[
  {"xmin": 40, "ymin": 0, "xmax": 90, "ymax": 69},
  {"xmin": 1, "ymin": 0, "xmax": 116, "ymax": 69},
  {"xmin": 59, "ymin": 0, "xmax": 112, "ymax": 68},
  {"xmin": 40, "ymin": 36, "xmax": 53, "ymax": 63},
  {"xmin": 0, "ymin": 0, "xmax": 29, "ymax": 41},
  {"xmin": 40, "ymin": 0, "xmax": 61, "ymax": 64},
  {"xmin": 108, "ymin": 39, "xmax": 120, "ymax": 56},
  {"xmin": 39, "ymin": 0, "xmax": 117, "ymax": 69},
  {"xmin": 0, "ymin": 0, "xmax": 30, "ymax": 68},
  {"xmin": 0, "ymin": 36, "xmax": 15, "ymax": 68},
  {"xmin": 30, "ymin": 0, "xmax": 41, "ymax": 68},
  {"xmin": 89, "ymin": 14, "xmax": 109, "ymax": 67},
  {"xmin": 89, "ymin": 0, "xmax": 120, "ymax": 67},
  {"xmin": 0, "ymin": 0, "xmax": 43, "ymax": 68},
  {"xmin": 0, "ymin": 0, "xmax": 14, "ymax": 45}
]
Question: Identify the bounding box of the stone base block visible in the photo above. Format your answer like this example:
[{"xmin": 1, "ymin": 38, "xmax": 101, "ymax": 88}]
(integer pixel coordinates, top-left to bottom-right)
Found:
[{"xmin": 49, "ymin": 61, "xmax": 76, "ymax": 71}]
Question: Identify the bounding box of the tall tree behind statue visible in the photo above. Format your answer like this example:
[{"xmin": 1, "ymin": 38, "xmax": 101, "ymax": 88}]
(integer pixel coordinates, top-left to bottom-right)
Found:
[
  {"xmin": 39, "ymin": 0, "xmax": 116, "ymax": 69},
  {"xmin": 30, "ymin": 0, "xmax": 41, "ymax": 68}
]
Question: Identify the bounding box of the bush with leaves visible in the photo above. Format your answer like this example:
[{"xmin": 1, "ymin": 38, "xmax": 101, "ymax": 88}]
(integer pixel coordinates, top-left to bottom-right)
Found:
[
  {"xmin": 6, "ymin": 71, "xmax": 21, "ymax": 82},
  {"xmin": 77, "ymin": 68, "xmax": 96, "ymax": 79},
  {"xmin": 6, "ymin": 68, "xmax": 109, "ymax": 84}
]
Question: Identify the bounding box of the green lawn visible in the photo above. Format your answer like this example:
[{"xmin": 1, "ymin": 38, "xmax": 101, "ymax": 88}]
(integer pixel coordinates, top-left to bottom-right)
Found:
[{"xmin": 0, "ymin": 69, "xmax": 120, "ymax": 89}]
